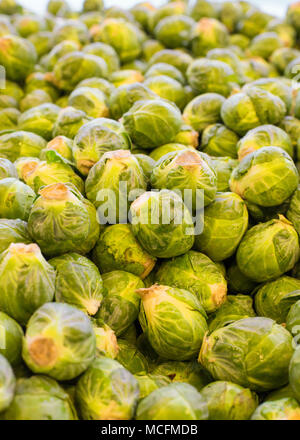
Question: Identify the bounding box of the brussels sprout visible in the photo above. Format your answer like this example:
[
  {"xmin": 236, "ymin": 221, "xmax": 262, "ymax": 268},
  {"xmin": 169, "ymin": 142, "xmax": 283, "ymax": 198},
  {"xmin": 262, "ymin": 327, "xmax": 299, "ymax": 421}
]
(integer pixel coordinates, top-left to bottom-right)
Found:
[
  {"xmin": 110, "ymin": 69, "xmax": 144, "ymax": 88},
  {"xmin": 221, "ymin": 88, "xmax": 286, "ymax": 136},
  {"xmin": 267, "ymin": 18, "xmax": 296, "ymax": 48},
  {"xmin": 144, "ymin": 75, "xmax": 186, "ymax": 110},
  {"xmin": 28, "ymin": 31, "xmax": 54, "ymax": 58},
  {"xmin": 122, "ymin": 99, "xmax": 182, "ymax": 150},
  {"xmin": 76, "ymin": 78, "xmax": 115, "ymax": 100},
  {"xmin": 135, "ymin": 154, "xmax": 156, "ymax": 182},
  {"xmin": 0, "ymin": 130, "xmax": 46, "ymax": 162},
  {"xmin": 208, "ymin": 295, "xmax": 256, "ymax": 333},
  {"xmin": 0, "ymin": 158, "xmax": 17, "ymax": 179},
  {"xmin": 237, "ymin": 125, "xmax": 293, "ymax": 161},
  {"xmin": 0, "ymin": 107, "xmax": 20, "ymax": 130},
  {"xmin": 201, "ymin": 381, "xmax": 258, "ymax": 420},
  {"xmin": 249, "ymin": 32, "xmax": 283, "ymax": 60},
  {"xmin": 290, "ymin": 346, "xmax": 300, "ymax": 403},
  {"xmin": 201, "ymin": 124, "xmax": 239, "ymax": 159},
  {"xmin": 280, "ymin": 116, "xmax": 300, "ymax": 149},
  {"xmin": 92, "ymin": 224, "xmax": 156, "ymax": 279},
  {"xmin": 251, "ymin": 398, "xmax": 300, "ymax": 420},
  {"xmin": 1, "ymin": 375, "xmax": 77, "ymax": 420},
  {"xmin": 148, "ymin": 49, "xmax": 193, "ymax": 76},
  {"xmin": 270, "ymin": 47, "xmax": 300, "ymax": 74},
  {"xmin": 18, "ymin": 103, "xmax": 61, "ymax": 141},
  {"xmin": 188, "ymin": 0, "xmax": 217, "ymax": 21},
  {"xmin": 83, "ymin": 42, "xmax": 120, "ymax": 73},
  {"xmin": 93, "ymin": 322, "xmax": 119, "ymax": 359},
  {"xmin": 210, "ymin": 156, "xmax": 238, "ymax": 192},
  {"xmin": 145, "ymin": 62, "xmax": 185, "ymax": 85},
  {"xmin": 237, "ymin": 8, "xmax": 272, "ymax": 38},
  {"xmin": 95, "ymin": 270, "xmax": 143, "ymax": 336},
  {"xmin": 0, "ymin": 80, "xmax": 24, "ymax": 103},
  {"xmin": 266, "ymin": 384, "xmax": 297, "ymax": 402},
  {"xmin": 116, "ymin": 339, "xmax": 148, "ymax": 375},
  {"xmin": 0, "ymin": 219, "xmax": 31, "ymax": 254},
  {"xmin": 0, "ymin": 94, "xmax": 18, "ymax": 110},
  {"xmin": 287, "ymin": 2, "xmax": 300, "ymax": 32},
  {"xmin": 230, "ymin": 147, "xmax": 298, "ymax": 207},
  {"xmin": 236, "ymin": 216, "xmax": 299, "ymax": 283},
  {"xmin": 41, "ymin": 135, "xmax": 74, "ymax": 164},
  {"xmin": 152, "ymin": 361, "xmax": 212, "ymax": 392},
  {"xmin": 67, "ymin": 86, "xmax": 109, "ymax": 119},
  {"xmin": 0, "ymin": 35, "xmax": 37, "ymax": 81},
  {"xmin": 0, "ymin": 354, "xmax": 15, "ymax": 412},
  {"xmin": 85, "ymin": 150, "xmax": 147, "ymax": 222},
  {"xmin": 195, "ymin": 192, "xmax": 248, "ymax": 262},
  {"xmin": 149, "ymin": 143, "xmax": 194, "ymax": 162},
  {"xmin": 130, "ymin": 190, "xmax": 194, "ymax": 259},
  {"xmin": 23, "ymin": 302, "xmax": 96, "ymax": 381},
  {"xmin": 200, "ymin": 317, "xmax": 294, "ymax": 391},
  {"xmin": 142, "ymin": 39, "xmax": 165, "ymax": 62},
  {"xmin": 138, "ymin": 284, "xmax": 207, "ymax": 361},
  {"xmin": 154, "ymin": 14, "xmax": 194, "ymax": 49},
  {"xmin": 135, "ymin": 374, "xmax": 171, "ymax": 400},
  {"xmin": 120, "ymin": 323, "xmax": 137, "ymax": 345},
  {"xmin": 49, "ymin": 253, "xmax": 103, "ymax": 315},
  {"xmin": 254, "ymin": 276, "xmax": 300, "ymax": 324},
  {"xmin": 286, "ymin": 300, "xmax": 300, "ymax": 342},
  {"xmin": 25, "ymin": 72, "xmax": 59, "ymax": 101},
  {"xmin": 52, "ymin": 19, "xmax": 89, "ymax": 46},
  {"xmin": 75, "ymin": 357, "xmax": 139, "ymax": 420},
  {"xmin": 187, "ymin": 58, "xmax": 237, "ymax": 97},
  {"xmin": 0, "ymin": 178, "xmax": 35, "ymax": 221},
  {"xmin": 52, "ymin": 106, "xmax": 91, "ymax": 140},
  {"xmin": 73, "ymin": 118, "xmax": 131, "ymax": 175},
  {"xmin": 19, "ymin": 89, "xmax": 53, "ymax": 113},
  {"xmin": 42, "ymin": 40, "xmax": 79, "ymax": 71},
  {"xmin": 183, "ymin": 93, "xmax": 226, "ymax": 133},
  {"xmin": 219, "ymin": 1, "xmax": 243, "ymax": 32},
  {"xmin": 136, "ymin": 383, "xmax": 209, "ymax": 420},
  {"xmin": 156, "ymin": 250, "xmax": 227, "ymax": 313},
  {"xmin": 227, "ymin": 262, "xmax": 257, "ymax": 295},
  {"xmin": 244, "ymin": 79, "xmax": 293, "ymax": 114},
  {"xmin": 47, "ymin": 0, "xmax": 71, "ymax": 16},
  {"xmin": 28, "ymin": 183, "xmax": 100, "ymax": 257},
  {"xmin": 150, "ymin": 149, "xmax": 217, "ymax": 209},
  {"xmin": 14, "ymin": 14, "xmax": 47, "ymax": 38},
  {"xmin": 191, "ymin": 18, "xmax": 229, "ymax": 57},
  {"xmin": 0, "ymin": 311, "xmax": 23, "ymax": 366},
  {"xmin": 229, "ymin": 33, "xmax": 250, "ymax": 50},
  {"xmin": 83, "ymin": 0, "xmax": 103, "ymax": 12}
]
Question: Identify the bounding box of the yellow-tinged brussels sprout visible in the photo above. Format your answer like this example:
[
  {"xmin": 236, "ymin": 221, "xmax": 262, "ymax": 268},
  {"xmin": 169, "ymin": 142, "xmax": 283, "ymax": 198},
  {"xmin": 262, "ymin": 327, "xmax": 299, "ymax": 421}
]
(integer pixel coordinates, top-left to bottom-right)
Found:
[
  {"xmin": 49, "ymin": 253, "xmax": 104, "ymax": 315},
  {"xmin": 236, "ymin": 216, "xmax": 299, "ymax": 283},
  {"xmin": 154, "ymin": 14, "xmax": 195, "ymax": 49},
  {"xmin": 287, "ymin": 300, "xmax": 300, "ymax": 341},
  {"xmin": 116, "ymin": 339, "xmax": 148, "ymax": 375},
  {"xmin": 156, "ymin": 250, "xmax": 227, "ymax": 313},
  {"xmin": 142, "ymin": 39, "xmax": 165, "ymax": 62},
  {"xmin": 201, "ymin": 123, "xmax": 239, "ymax": 159},
  {"xmin": 149, "ymin": 143, "xmax": 194, "ymax": 162},
  {"xmin": 53, "ymin": 19, "xmax": 89, "ymax": 46},
  {"xmin": 243, "ymin": 79, "xmax": 293, "ymax": 114},
  {"xmin": 95, "ymin": 270, "xmax": 144, "ymax": 336},
  {"xmin": 41, "ymin": 135, "xmax": 74, "ymax": 164},
  {"xmin": 0, "ymin": 80, "xmax": 24, "ymax": 103},
  {"xmin": 14, "ymin": 14, "xmax": 47, "ymax": 38},
  {"xmin": 0, "ymin": 178, "xmax": 35, "ymax": 221},
  {"xmin": 150, "ymin": 149, "xmax": 217, "ymax": 209},
  {"xmin": 227, "ymin": 262, "xmax": 257, "ymax": 295},
  {"xmin": 0, "ymin": 35, "xmax": 37, "ymax": 81},
  {"xmin": 0, "ymin": 94, "xmax": 18, "ymax": 109},
  {"xmin": 135, "ymin": 374, "xmax": 171, "ymax": 400},
  {"xmin": 0, "ymin": 130, "xmax": 46, "ymax": 162},
  {"xmin": 144, "ymin": 75, "xmax": 186, "ymax": 110},
  {"xmin": 200, "ymin": 317, "xmax": 294, "ymax": 391},
  {"xmin": 83, "ymin": 0, "xmax": 103, "ymax": 12},
  {"xmin": 237, "ymin": 8, "xmax": 273, "ymax": 38},
  {"xmin": 41, "ymin": 40, "xmax": 79, "ymax": 71},
  {"xmin": 23, "ymin": 302, "xmax": 96, "ymax": 380},
  {"xmin": 195, "ymin": 192, "xmax": 248, "ymax": 261},
  {"xmin": 18, "ymin": 103, "xmax": 61, "ymax": 141},
  {"xmin": 138, "ymin": 284, "xmax": 207, "ymax": 361},
  {"xmin": 219, "ymin": 1, "xmax": 243, "ymax": 32},
  {"xmin": 0, "ymin": 243, "xmax": 55, "ymax": 325},
  {"xmin": 191, "ymin": 18, "xmax": 229, "ymax": 57},
  {"xmin": 25, "ymin": 72, "xmax": 59, "ymax": 101},
  {"xmin": 149, "ymin": 1, "xmax": 186, "ymax": 32},
  {"xmin": 0, "ymin": 0, "xmax": 22, "ymax": 14},
  {"xmin": 249, "ymin": 32, "xmax": 283, "ymax": 60},
  {"xmin": 0, "ymin": 107, "xmax": 20, "ymax": 131},
  {"xmin": 145, "ymin": 62, "xmax": 185, "ymax": 85},
  {"xmin": 77, "ymin": 77, "xmax": 115, "ymax": 98},
  {"xmin": 173, "ymin": 124, "xmax": 199, "ymax": 148},
  {"xmin": 130, "ymin": 190, "xmax": 194, "ymax": 258},
  {"xmin": 110, "ymin": 69, "xmax": 144, "ymax": 88},
  {"xmin": 1, "ymin": 375, "xmax": 77, "ymax": 420},
  {"xmin": 0, "ymin": 157, "xmax": 17, "ymax": 179},
  {"xmin": 148, "ymin": 49, "xmax": 193, "ymax": 76},
  {"xmin": 183, "ymin": 93, "xmax": 226, "ymax": 132},
  {"xmin": 68, "ymin": 86, "xmax": 109, "ymax": 119},
  {"xmin": 47, "ymin": 0, "xmax": 71, "ymax": 16},
  {"xmin": 230, "ymin": 147, "xmax": 298, "ymax": 208},
  {"xmin": 28, "ymin": 31, "xmax": 54, "ymax": 58},
  {"xmin": 287, "ymin": 2, "xmax": 300, "ymax": 33},
  {"xmin": 93, "ymin": 322, "xmax": 119, "ymax": 359},
  {"xmin": 136, "ymin": 382, "xmax": 209, "ymax": 420},
  {"xmin": 201, "ymin": 381, "xmax": 258, "ymax": 420},
  {"xmin": 92, "ymin": 224, "xmax": 156, "ymax": 279},
  {"xmin": 83, "ymin": 41, "xmax": 120, "ymax": 73},
  {"xmin": 251, "ymin": 397, "xmax": 300, "ymax": 420},
  {"xmin": 52, "ymin": 106, "xmax": 91, "ymax": 139},
  {"xmin": 267, "ymin": 18, "xmax": 296, "ymax": 48},
  {"xmin": 0, "ymin": 219, "xmax": 31, "ymax": 255},
  {"xmin": 255, "ymin": 276, "xmax": 300, "ymax": 324},
  {"xmin": 0, "ymin": 311, "xmax": 23, "ymax": 366},
  {"xmin": 210, "ymin": 156, "xmax": 238, "ymax": 192},
  {"xmin": 270, "ymin": 47, "xmax": 300, "ymax": 74},
  {"xmin": 0, "ymin": 354, "xmax": 15, "ymax": 412},
  {"xmin": 20, "ymin": 89, "xmax": 53, "ymax": 113},
  {"xmin": 280, "ymin": 116, "xmax": 300, "ymax": 149},
  {"xmin": 75, "ymin": 357, "xmax": 139, "ymax": 420},
  {"xmin": 188, "ymin": 0, "xmax": 217, "ymax": 21},
  {"xmin": 28, "ymin": 183, "xmax": 100, "ymax": 257},
  {"xmin": 73, "ymin": 118, "xmax": 131, "ymax": 176},
  {"xmin": 134, "ymin": 153, "xmax": 156, "ymax": 182}
]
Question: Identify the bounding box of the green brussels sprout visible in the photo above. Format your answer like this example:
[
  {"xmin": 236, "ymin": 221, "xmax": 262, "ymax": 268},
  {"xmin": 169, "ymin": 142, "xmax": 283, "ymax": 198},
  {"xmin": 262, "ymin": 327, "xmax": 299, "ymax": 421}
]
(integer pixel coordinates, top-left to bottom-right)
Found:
[
  {"xmin": 142, "ymin": 39, "xmax": 165, "ymax": 62},
  {"xmin": 201, "ymin": 381, "xmax": 258, "ymax": 420},
  {"xmin": 267, "ymin": 18, "xmax": 296, "ymax": 48},
  {"xmin": 287, "ymin": 2, "xmax": 300, "ymax": 33},
  {"xmin": 25, "ymin": 72, "xmax": 59, "ymax": 101},
  {"xmin": 135, "ymin": 153, "xmax": 156, "ymax": 182},
  {"xmin": 255, "ymin": 276, "xmax": 300, "ymax": 324},
  {"xmin": 173, "ymin": 124, "xmax": 199, "ymax": 147},
  {"xmin": 53, "ymin": 52, "xmax": 108, "ymax": 92},
  {"xmin": 236, "ymin": 216, "xmax": 299, "ymax": 283},
  {"xmin": 148, "ymin": 49, "xmax": 193, "ymax": 76},
  {"xmin": 0, "ymin": 158, "xmax": 17, "ymax": 179},
  {"xmin": 144, "ymin": 75, "xmax": 186, "ymax": 110},
  {"xmin": 119, "ymin": 323, "xmax": 137, "ymax": 345},
  {"xmin": 138, "ymin": 285, "xmax": 207, "ymax": 361},
  {"xmin": 110, "ymin": 69, "xmax": 144, "ymax": 88},
  {"xmin": 188, "ymin": 0, "xmax": 217, "ymax": 21},
  {"xmin": 52, "ymin": 106, "xmax": 91, "ymax": 140},
  {"xmin": 150, "ymin": 149, "xmax": 217, "ymax": 209},
  {"xmin": 230, "ymin": 147, "xmax": 298, "ymax": 207},
  {"xmin": 219, "ymin": 1, "xmax": 243, "ymax": 32},
  {"xmin": 0, "ymin": 94, "xmax": 18, "ymax": 110},
  {"xmin": 0, "ymin": 354, "xmax": 15, "ymax": 412},
  {"xmin": 183, "ymin": 93, "xmax": 225, "ymax": 133},
  {"xmin": 211, "ymin": 156, "xmax": 238, "ymax": 192},
  {"xmin": 0, "ymin": 35, "xmax": 37, "ymax": 81},
  {"xmin": 20, "ymin": 89, "xmax": 53, "ymax": 113},
  {"xmin": 237, "ymin": 8, "xmax": 272, "ymax": 38},
  {"xmin": 152, "ymin": 361, "xmax": 212, "ymax": 392},
  {"xmin": 92, "ymin": 224, "xmax": 156, "ymax": 280},
  {"xmin": 83, "ymin": 0, "xmax": 103, "ymax": 12},
  {"xmin": 221, "ymin": 88, "xmax": 286, "ymax": 136},
  {"xmin": 145, "ymin": 62, "xmax": 185, "ymax": 85},
  {"xmin": 266, "ymin": 384, "xmax": 297, "ymax": 402},
  {"xmin": 200, "ymin": 317, "xmax": 294, "ymax": 391},
  {"xmin": 191, "ymin": 18, "xmax": 229, "ymax": 57},
  {"xmin": 135, "ymin": 374, "xmax": 171, "ymax": 400},
  {"xmin": 67, "ymin": 86, "xmax": 109, "ymax": 119},
  {"xmin": 227, "ymin": 262, "xmax": 257, "ymax": 295},
  {"xmin": 83, "ymin": 42, "xmax": 120, "ymax": 73},
  {"xmin": 0, "ymin": 178, "xmax": 35, "ymax": 221},
  {"xmin": 93, "ymin": 322, "xmax": 119, "ymax": 359},
  {"xmin": 154, "ymin": 14, "xmax": 194, "ymax": 49},
  {"xmin": 201, "ymin": 124, "xmax": 239, "ymax": 159},
  {"xmin": 156, "ymin": 250, "xmax": 227, "ymax": 313},
  {"xmin": 85, "ymin": 150, "xmax": 147, "ymax": 222},
  {"xmin": 18, "ymin": 103, "xmax": 61, "ymax": 141},
  {"xmin": 76, "ymin": 77, "xmax": 115, "ymax": 99},
  {"xmin": 41, "ymin": 40, "xmax": 79, "ymax": 71},
  {"xmin": 149, "ymin": 143, "xmax": 194, "ymax": 162},
  {"xmin": 0, "ymin": 80, "xmax": 24, "ymax": 103},
  {"xmin": 41, "ymin": 135, "xmax": 74, "ymax": 164},
  {"xmin": 75, "ymin": 357, "xmax": 139, "ymax": 420},
  {"xmin": 0, "ymin": 219, "xmax": 31, "ymax": 255},
  {"xmin": 270, "ymin": 48, "xmax": 300, "ymax": 74},
  {"xmin": 73, "ymin": 118, "xmax": 131, "ymax": 176},
  {"xmin": 52, "ymin": 19, "xmax": 89, "ymax": 46},
  {"xmin": 244, "ymin": 79, "xmax": 293, "ymax": 114},
  {"xmin": 123, "ymin": 99, "xmax": 182, "ymax": 150},
  {"xmin": 251, "ymin": 398, "xmax": 300, "ymax": 420},
  {"xmin": 286, "ymin": 300, "xmax": 300, "ymax": 341},
  {"xmin": 280, "ymin": 116, "xmax": 300, "ymax": 149},
  {"xmin": 187, "ymin": 58, "xmax": 237, "ymax": 97},
  {"xmin": 49, "ymin": 253, "xmax": 104, "ymax": 315},
  {"xmin": 0, "ymin": 311, "xmax": 23, "ymax": 367},
  {"xmin": 195, "ymin": 192, "xmax": 248, "ymax": 262},
  {"xmin": 47, "ymin": 0, "xmax": 71, "ymax": 16},
  {"xmin": 1, "ymin": 375, "xmax": 77, "ymax": 420},
  {"xmin": 116, "ymin": 339, "xmax": 148, "ymax": 375},
  {"xmin": 0, "ymin": 107, "xmax": 20, "ymax": 131},
  {"xmin": 249, "ymin": 32, "xmax": 283, "ymax": 60},
  {"xmin": 28, "ymin": 31, "xmax": 54, "ymax": 58},
  {"xmin": 14, "ymin": 14, "xmax": 47, "ymax": 38},
  {"xmin": 0, "ymin": 243, "xmax": 55, "ymax": 325},
  {"xmin": 290, "ymin": 346, "xmax": 300, "ymax": 403},
  {"xmin": 136, "ymin": 382, "xmax": 209, "ymax": 420},
  {"xmin": 237, "ymin": 124, "xmax": 293, "ymax": 161},
  {"xmin": 95, "ymin": 270, "xmax": 143, "ymax": 337},
  {"xmin": 0, "ymin": 130, "xmax": 46, "ymax": 162},
  {"xmin": 130, "ymin": 190, "xmax": 194, "ymax": 259},
  {"xmin": 28, "ymin": 183, "xmax": 100, "ymax": 257},
  {"xmin": 208, "ymin": 295, "xmax": 256, "ymax": 333},
  {"xmin": 229, "ymin": 33, "xmax": 250, "ymax": 50},
  {"xmin": 23, "ymin": 302, "xmax": 96, "ymax": 381},
  {"xmin": 149, "ymin": 1, "xmax": 186, "ymax": 31}
]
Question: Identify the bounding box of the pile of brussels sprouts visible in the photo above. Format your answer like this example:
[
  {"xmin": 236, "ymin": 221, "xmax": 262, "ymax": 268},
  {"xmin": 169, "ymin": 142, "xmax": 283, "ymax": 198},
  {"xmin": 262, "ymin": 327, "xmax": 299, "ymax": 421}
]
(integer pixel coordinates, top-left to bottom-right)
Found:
[{"xmin": 3, "ymin": 0, "xmax": 300, "ymax": 421}]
